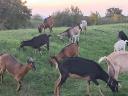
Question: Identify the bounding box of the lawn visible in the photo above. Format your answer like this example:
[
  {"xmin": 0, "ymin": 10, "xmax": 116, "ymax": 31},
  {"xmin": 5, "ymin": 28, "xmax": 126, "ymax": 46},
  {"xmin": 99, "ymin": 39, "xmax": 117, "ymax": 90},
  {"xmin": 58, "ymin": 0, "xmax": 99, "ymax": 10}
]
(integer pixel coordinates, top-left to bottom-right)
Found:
[{"xmin": 0, "ymin": 23, "xmax": 128, "ymax": 96}]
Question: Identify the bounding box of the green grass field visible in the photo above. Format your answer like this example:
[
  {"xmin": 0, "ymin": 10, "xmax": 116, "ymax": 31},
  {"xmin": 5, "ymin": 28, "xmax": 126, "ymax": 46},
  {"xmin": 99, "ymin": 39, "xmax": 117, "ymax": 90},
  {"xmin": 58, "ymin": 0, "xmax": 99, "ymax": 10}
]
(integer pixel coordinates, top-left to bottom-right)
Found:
[{"xmin": 0, "ymin": 23, "xmax": 128, "ymax": 96}]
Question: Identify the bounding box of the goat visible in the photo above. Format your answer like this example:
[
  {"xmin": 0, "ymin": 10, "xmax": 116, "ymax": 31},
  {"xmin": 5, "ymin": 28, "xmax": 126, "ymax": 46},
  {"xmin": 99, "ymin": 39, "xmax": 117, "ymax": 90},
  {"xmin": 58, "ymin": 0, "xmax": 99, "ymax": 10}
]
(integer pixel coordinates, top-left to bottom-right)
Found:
[
  {"xmin": 49, "ymin": 43, "xmax": 79, "ymax": 68},
  {"xmin": 38, "ymin": 16, "xmax": 54, "ymax": 33},
  {"xmin": 20, "ymin": 34, "xmax": 51, "ymax": 53},
  {"xmin": 52, "ymin": 57, "xmax": 118, "ymax": 96},
  {"xmin": 99, "ymin": 51, "xmax": 128, "ymax": 82},
  {"xmin": 118, "ymin": 31, "xmax": 128, "ymax": 46},
  {"xmin": 58, "ymin": 25, "xmax": 82, "ymax": 43},
  {"xmin": 114, "ymin": 40, "xmax": 128, "ymax": 51},
  {"xmin": 80, "ymin": 20, "xmax": 87, "ymax": 33},
  {"xmin": 0, "ymin": 53, "xmax": 36, "ymax": 91}
]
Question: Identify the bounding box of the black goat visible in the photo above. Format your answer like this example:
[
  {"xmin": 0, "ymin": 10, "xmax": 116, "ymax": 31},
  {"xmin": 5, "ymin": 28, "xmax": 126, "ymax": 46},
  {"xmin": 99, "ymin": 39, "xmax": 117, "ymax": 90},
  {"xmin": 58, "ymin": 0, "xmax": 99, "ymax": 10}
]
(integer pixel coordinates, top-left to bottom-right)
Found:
[
  {"xmin": 53, "ymin": 57, "xmax": 118, "ymax": 96},
  {"xmin": 20, "ymin": 34, "xmax": 51, "ymax": 52},
  {"xmin": 118, "ymin": 31, "xmax": 128, "ymax": 45}
]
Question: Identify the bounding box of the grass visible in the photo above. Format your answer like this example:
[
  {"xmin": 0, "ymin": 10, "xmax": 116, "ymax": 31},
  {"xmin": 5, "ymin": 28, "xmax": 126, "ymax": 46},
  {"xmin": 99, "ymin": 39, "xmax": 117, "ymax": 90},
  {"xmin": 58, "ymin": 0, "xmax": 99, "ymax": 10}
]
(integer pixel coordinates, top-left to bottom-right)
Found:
[{"xmin": 0, "ymin": 23, "xmax": 128, "ymax": 96}]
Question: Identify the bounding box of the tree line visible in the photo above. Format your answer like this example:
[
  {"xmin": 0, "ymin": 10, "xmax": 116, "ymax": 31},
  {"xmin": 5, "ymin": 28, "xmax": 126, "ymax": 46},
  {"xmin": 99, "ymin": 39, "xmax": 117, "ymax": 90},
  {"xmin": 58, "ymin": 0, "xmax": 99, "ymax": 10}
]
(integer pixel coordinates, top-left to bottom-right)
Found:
[
  {"xmin": 52, "ymin": 6, "xmax": 128, "ymax": 26},
  {"xmin": 0, "ymin": 0, "xmax": 128, "ymax": 30}
]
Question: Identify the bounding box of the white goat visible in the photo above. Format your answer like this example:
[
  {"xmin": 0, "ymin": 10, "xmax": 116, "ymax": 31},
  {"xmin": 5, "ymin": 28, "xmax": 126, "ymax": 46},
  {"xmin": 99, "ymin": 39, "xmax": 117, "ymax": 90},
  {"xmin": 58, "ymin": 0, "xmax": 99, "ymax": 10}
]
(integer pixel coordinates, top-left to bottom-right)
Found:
[
  {"xmin": 98, "ymin": 51, "xmax": 128, "ymax": 81},
  {"xmin": 80, "ymin": 20, "xmax": 87, "ymax": 32},
  {"xmin": 114, "ymin": 40, "xmax": 128, "ymax": 51}
]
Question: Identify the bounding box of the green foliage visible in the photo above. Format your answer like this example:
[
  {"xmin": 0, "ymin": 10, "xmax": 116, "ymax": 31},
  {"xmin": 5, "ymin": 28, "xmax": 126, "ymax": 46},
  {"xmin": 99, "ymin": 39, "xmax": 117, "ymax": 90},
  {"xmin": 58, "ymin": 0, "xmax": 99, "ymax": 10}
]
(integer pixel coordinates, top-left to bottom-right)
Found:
[
  {"xmin": 89, "ymin": 11, "xmax": 101, "ymax": 25},
  {"xmin": 30, "ymin": 14, "xmax": 43, "ymax": 28},
  {"xmin": 106, "ymin": 8, "xmax": 123, "ymax": 17},
  {"xmin": 52, "ymin": 6, "xmax": 128, "ymax": 26},
  {"xmin": 0, "ymin": 0, "xmax": 32, "ymax": 29},
  {"xmin": 52, "ymin": 6, "xmax": 83, "ymax": 26},
  {"xmin": 0, "ymin": 24, "xmax": 128, "ymax": 95}
]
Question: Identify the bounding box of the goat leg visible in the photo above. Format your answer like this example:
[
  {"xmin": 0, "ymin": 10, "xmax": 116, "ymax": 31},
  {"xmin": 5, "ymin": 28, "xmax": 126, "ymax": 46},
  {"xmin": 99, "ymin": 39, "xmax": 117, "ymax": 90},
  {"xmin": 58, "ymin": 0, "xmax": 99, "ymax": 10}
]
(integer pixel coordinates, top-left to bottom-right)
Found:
[
  {"xmin": 0, "ymin": 69, "xmax": 4, "ymax": 84},
  {"xmin": 98, "ymin": 85, "xmax": 105, "ymax": 96},
  {"xmin": 0, "ymin": 74, "xmax": 3, "ymax": 84},
  {"xmin": 38, "ymin": 48, "xmax": 43, "ymax": 55},
  {"xmin": 16, "ymin": 81, "xmax": 21, "ymax": 91},
  {"xmin": 34, "ymin": 49, "xmax": 37, "ymax": 54},
  {"xmin": 54, "ymin": 75, "xmax": 61, "ymax": 96},
  {"xmin": 46, "ymin": 43, "xmax": 49, "ymax": 51},
  {"xmin": 92, "ymin": 80, "xmax": 105, "ymax": 96},
  {"xmin": 87, "ymin": 81, "xmax": 91, "ymax": 96},
  {"xmin": 54, "ymin": 74, "xmax": 67, "ymax": 96},
  {"xmin": 114, "ymin": 66, "xmax": 122, "ymax": 88}
]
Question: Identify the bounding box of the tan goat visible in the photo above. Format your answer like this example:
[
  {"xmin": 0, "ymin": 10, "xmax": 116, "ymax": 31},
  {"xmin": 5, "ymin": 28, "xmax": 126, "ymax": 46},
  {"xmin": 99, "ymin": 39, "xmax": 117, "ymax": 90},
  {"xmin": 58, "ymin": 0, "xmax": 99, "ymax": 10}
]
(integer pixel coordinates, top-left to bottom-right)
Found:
[
  {"xmin": 0, "ymin": 53, "xmax": 36, "ymax": 91},
  {"xmin": 49, "ymin": 43, "xmax": 79, "ymax": 68},
  {"xmin": 98, "ymin": 51, "xmax": 128, "ymax": 81}
]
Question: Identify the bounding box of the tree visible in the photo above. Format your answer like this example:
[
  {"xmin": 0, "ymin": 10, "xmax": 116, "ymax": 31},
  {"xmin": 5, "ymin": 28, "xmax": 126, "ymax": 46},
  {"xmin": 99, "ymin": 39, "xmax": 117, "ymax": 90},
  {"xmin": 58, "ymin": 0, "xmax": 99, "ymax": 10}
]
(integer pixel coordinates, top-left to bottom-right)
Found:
[
  {"xmin": 70, "ymin": 6, "xmax": 83, "ymax": 25},
  {"xmin": 89, "ymin": 11, "xmax": 100, "ymax": 25},
  {"xmin": 30, "ymin": 14, "xmax": 43, "ymax": 28},
  {"xmin": 105, "ymin": 8, "xmax": 124, "ymax": 23},
  {"xmin": 0, "ymin": 0, "xmax": 32, "ymax": 29},
  {"xmin": 106, "ymin": 8, "xmax": 123, "ymax": 17},
  {"xmin": 31, "ymin": 14, "xmax": 43, "ymax": 21},
  {"xmin": 52, "ymin": 6, "xmax": 84, "ymax": 27}
]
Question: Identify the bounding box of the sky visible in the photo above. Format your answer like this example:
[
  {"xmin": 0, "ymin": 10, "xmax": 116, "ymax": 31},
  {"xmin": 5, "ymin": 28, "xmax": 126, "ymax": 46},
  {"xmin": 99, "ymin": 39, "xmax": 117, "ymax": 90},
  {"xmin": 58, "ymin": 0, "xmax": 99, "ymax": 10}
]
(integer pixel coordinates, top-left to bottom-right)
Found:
[{"xmin": 25, "ymin": 0, "xmax": 128, "ymax": 17}]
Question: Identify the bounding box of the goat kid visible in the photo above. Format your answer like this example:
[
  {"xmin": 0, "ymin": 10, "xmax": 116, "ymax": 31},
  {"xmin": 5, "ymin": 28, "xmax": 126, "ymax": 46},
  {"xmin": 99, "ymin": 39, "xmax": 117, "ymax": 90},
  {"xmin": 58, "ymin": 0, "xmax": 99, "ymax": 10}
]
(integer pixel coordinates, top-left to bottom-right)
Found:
[
  {"xmin": 80, "ymin": 20, "xmax": 87, "ymax": 33},
  {"xmin": 53, "ymin": 57, "xmax": 118, "ymax": 96},
  {"xmin": 0, "ymin": 53, "xmax": 36, "ymax": 91},
  {"xmin": 118, "ymin": 31, "xmax": 128, "ymax": 46},
  {"xmin": 114, "ymin": 40, "xmax": 128, "ymax": 51}
]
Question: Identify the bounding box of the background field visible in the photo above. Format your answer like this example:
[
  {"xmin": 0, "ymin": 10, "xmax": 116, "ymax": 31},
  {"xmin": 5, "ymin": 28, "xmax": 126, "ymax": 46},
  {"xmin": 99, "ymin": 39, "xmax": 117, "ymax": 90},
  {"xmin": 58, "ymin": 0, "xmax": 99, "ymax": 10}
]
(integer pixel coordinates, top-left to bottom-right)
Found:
[{"xmin": 0, "ymin": 23, "xmax": 128, "ymax": 96}]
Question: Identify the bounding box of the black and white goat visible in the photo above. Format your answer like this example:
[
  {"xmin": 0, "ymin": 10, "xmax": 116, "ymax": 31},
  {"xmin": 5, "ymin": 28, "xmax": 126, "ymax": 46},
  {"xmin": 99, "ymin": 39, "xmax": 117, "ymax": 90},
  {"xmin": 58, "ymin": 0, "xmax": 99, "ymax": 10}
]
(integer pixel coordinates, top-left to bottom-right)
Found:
[
  {"xmin": 58, "ymin": 25, "xmax": 82, "ymax": 43},
  {"xmin": 52, "ymin": 57, "xmax": 118, "ymax": 96},
  {"xmin": 118, "ymin": 31, "xmax": 128, "ymax": 46},
  {"xmin": 114, "ymin": 40, "xmax": 128, "ymax": 51}
]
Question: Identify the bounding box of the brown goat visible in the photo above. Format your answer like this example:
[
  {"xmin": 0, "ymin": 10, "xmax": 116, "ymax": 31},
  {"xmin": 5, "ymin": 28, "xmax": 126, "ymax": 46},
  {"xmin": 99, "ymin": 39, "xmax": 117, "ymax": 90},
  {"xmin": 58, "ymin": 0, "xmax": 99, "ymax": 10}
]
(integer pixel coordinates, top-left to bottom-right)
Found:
[
  {"xmin": 0, "ymin": 53, "xmax": 36, "ymax": 91},
  {"xmin": 49, "ymin": 43, "xmax": 79, "ymax": 68}
]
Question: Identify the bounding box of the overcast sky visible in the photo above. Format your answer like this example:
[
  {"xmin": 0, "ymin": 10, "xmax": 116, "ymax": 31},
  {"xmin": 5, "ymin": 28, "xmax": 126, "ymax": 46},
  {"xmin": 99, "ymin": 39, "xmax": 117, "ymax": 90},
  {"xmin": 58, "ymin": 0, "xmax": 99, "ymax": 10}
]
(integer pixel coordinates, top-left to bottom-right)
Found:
[{"xmin": 25, "ymin": 0, "xmax": 128, "ymax": 17}]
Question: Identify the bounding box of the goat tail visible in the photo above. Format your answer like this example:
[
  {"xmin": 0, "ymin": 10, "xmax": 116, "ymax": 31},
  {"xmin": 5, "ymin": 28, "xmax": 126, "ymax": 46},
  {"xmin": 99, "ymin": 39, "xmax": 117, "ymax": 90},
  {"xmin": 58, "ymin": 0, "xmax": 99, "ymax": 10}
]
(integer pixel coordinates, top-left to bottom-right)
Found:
[{"xmin": 98, "ymin": 56, "xmax": 107, "ymax": 63}]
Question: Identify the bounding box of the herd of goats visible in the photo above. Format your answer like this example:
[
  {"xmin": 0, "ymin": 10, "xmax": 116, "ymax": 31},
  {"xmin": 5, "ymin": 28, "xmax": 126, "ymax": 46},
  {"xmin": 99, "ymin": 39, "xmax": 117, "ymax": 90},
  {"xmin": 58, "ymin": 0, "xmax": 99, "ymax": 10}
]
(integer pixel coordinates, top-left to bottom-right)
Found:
[{"xmin": 0, "ymin": 17, "xmax": 128, "ymax": 96}]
